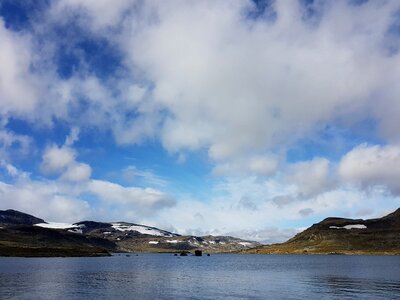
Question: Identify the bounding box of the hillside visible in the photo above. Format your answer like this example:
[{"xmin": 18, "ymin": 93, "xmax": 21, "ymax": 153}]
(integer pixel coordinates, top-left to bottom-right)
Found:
[
  {"xmin": 0, "ymin": 209, "xmax": 259, "ymax": 256},
  {"xmin": 243, "ymin": 208, "xmax": 400, "ymax": 255}
]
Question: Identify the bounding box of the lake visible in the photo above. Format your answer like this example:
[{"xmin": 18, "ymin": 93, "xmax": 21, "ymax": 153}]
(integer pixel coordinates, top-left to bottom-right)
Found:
[{"xmin": 1, "ymin": 254, "xmax": 400, "ymax": 299}]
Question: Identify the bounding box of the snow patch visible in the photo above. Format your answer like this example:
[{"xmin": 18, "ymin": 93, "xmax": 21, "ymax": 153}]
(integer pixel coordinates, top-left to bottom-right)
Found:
[
  {"xmin": 149, "ymin": 241, "xmax": 159, "ymax": 244},
  {"xmin": 166, "ymin": 240, "xmax": 179, "ymax": 244},
  {"xmin": 238, "ymin": 242, "xmax": 252, "ymax": 246},
  {"xmin": 68, "ymin": 228, "xmax": 83, "ymax": 234},
  {"xmin": 35, "ymin": 222, "xmax": 78, "ymax": 229},
  {"xmin": 111, "ymin": 223, "xmax": 172, "ymax": 237},
  {"xmin": 329, "ymin": 224, "xmax": 367, "ymax": 230}
]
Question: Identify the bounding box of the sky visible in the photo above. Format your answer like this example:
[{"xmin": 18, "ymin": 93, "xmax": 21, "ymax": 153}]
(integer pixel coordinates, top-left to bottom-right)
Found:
[{"xmin": 0, "ymin": 0, "xmax": 400, "ymax": 244}]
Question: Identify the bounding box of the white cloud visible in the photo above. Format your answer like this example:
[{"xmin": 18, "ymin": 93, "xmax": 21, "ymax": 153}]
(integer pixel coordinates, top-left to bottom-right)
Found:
[
  {"xmin": 61, "ymin": 162, "xmax": 92, "ymax": 182},
  {"xmin": 0, "ymin": 19, "xmax": 39, "ymax": 116},
  {"xmin": 121, "ymin": 165, "xmax": 168, "ymax": 187},
  {"xmin": 0, "ymin": 160, "xmax": 19, "ymax": 177},
  {"xmin": 0, "ymin": 127, "xmax": 31, "ymax": 159},
  {"xmin": 339, "ymin": 144, "xmax": 400, "ymax": 195},
  {"xmin": 64, "ymin": 127, "xmax": 80, "ymax": 146},
  {"xmin": 40, "ymin": 145, "xmax": 76, "ymax": 175},
  {"xmin": 49, "ymin": 0, "xmax": 133, "ymax": 30},
  {"xmin": 120, "ymin": 1, "xmax": 400, "ymax": 161},
  {"xmin": 87, "ymin": 179, "xmax": 175, "ymax": 213},
  {"xmin": 213, "ymin": 155, "xmax": 278, "ymax": 176},
  {"xmin": 285, "ymin": 158, "xmax": 336, "ymax": 197},
  {"xmin": 0, "ymin": 180, "xmax": 90, "ymax": 223}
]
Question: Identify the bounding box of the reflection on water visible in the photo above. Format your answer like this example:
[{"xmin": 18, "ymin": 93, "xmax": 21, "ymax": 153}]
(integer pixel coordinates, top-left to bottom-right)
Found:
[{"xmin": 1, "ymin": 254, "xmax": 400, "ymax": 300}]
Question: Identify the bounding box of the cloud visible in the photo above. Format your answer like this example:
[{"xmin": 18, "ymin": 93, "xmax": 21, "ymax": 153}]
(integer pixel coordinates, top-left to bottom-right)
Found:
[
  {"xmin": 339, "ymin": 144, "xmax": 400, "ymax": 195},
  {"xmin": 213, "ymin": 155, "xmax": 278, "ymax": 176},
  {"xmin": 40, "ymin": 145, "xmax": 76, "ymax": 175},
  {"xmin": 0, "ymin": 127, "xmax": 31, "ymax": 159},
  {"xmin": 40, "ymin": 129, "xmax": 92, "ymax": 182},
  {"xmin": 0, "ymin": 162, "xmax": 176, "ymax": 222},
  {"xmin": 60, "ymin": 162, "xmax": 92, "ymax": 182},
  {"xmin": 87, "ymin": 179, "xmax": 175, "ymax": 213},
  {"xmin": 121, "ymin": 165, "xmax": 168, "ymax": 187},
  {"xmin": 119, "ymin": 1, "xmax": 400, "ymax": 161},
  {"xmin": 2, "ymin": 1, "xmax": 400, "ymax": 165},
  {"xmin": 49, "ymin": 0, "xmax": 133, "ymax": 31},
  {"xmin": 0, "ymin": 179, "xmax": 90, "ymax": 223},
  {"xmin": 0, "ymin": 19, "xmax": 39, "ymax": 116},
  {"xmin": 285, "ymin": 158, "xmax": 337, "ymax": 198},
  {"xmin": 64, "ymin": 127, "xmax": 80, "ymax": 146}
]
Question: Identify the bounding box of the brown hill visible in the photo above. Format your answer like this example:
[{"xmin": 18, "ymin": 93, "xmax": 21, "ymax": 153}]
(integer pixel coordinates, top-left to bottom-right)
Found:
[
  {"xmin": 0, "ymin": 225, "xmax": 115, "ymax": 257},
  {"xmin": 243, "ymin": 208, "xmax": 400, "ymax": 255}
]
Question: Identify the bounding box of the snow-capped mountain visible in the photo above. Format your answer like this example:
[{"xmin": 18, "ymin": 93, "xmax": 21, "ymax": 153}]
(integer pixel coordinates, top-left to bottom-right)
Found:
[{"xmin": 0, "ymin": 209, "xmax": 260, "ymax": 255}]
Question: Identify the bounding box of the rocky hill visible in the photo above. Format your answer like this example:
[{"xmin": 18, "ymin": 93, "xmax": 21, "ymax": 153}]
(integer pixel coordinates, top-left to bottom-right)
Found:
[
  {"xmin": 0, "ymin": 209, "xmax": 45, "ymax": 226},
  {"xmin": 0, "ymin": 209, "xmax": 259, "ymax": 256},
  {"xmin": 243, "ymin": 208, "xmax": 400, "ymax": 255}
]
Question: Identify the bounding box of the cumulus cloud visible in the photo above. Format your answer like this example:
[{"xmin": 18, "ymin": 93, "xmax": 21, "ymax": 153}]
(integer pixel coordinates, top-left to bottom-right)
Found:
[
  {"xmin": 40, "ymin": 145, "xmax": 76, "ymax": 175},
  {"xmin": 60, "ymin": 162, "xmax": 92, "ymax": 182},
  {"xmin": 87, "ymin": 179, "xmax": 175, "ymax": 212},
  {"xmin": 2, "ymin": 1, "xmax": 400, "ymax": 164},
  {"xmin": 40, "ymin": 129, "xmax": 92, "ymax": 182},
  {"xmin": 120, "ymin": 0, "xmax": 400, "ymax": 161},
  {"xmin": 339, "ymin": 144, "xmax": 400, "ymax": 195},
  {"xmin": 0, "ymin": 19, "xmax": 39, "ymax": 116},
  {"xmin": 0, "ymin": 163, "xmax": 176, "ymax": 222},
  {"xmin": 0, "ymin": 179, "xmax": 90, "ymax": 223},
  {"xmin": 285, "ymin": 158, "xmax": 337, "ymax": 198}
]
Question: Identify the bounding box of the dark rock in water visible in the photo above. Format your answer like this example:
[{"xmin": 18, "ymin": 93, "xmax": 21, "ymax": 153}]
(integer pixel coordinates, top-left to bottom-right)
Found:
[
  {"xmin": 0, "ymin": 209, "xmax": 45, "ymax": 226},
  {"xmin": 194, "ymin": 250, "xmax": 202, "ymax": 256},
  {"xmin": 174, "ymin": 253, "xmax": 178, "ymax": 256},
  {"xmin": 207, "ymin": 253, "xmax": 211, "ymax": 256},
  {"xmin": 180, "ymin": 251, "xmax": 188, "ymax": 256}
]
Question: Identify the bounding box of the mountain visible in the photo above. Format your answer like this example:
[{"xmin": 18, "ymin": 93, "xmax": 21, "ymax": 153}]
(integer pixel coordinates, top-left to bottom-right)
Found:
[
  {"xmin": 35, "ymin": 220, "xmax": 259, "ymax": 253},
  {"xmin": 0, "ymin": 209, "xmax": 259, "ymax": 256},
  {"xmin": 0, "ymin": 209, "xmax": 45, "ymax": 226},
  {"xmin": 243, "ymin": 208, "xmax": 400, "ymax": 255}
]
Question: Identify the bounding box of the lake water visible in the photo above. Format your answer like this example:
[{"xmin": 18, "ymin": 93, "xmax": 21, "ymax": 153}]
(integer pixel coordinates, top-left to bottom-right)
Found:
[{"xmin": 1, "ymin": 254, "xmax": 400, "ymax": 299}]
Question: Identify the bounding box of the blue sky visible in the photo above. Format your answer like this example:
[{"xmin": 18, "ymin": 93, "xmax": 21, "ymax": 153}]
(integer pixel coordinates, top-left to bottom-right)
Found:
[{"xmin": 1, "ymin": 0, "xmax": 400, "ymax": 243}]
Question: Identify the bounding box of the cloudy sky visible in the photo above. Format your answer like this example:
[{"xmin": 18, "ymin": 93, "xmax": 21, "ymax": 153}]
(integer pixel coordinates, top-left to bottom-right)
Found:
[{"xmin": 1, "ymin": 0, "xmax": 400, "ymax": 243}]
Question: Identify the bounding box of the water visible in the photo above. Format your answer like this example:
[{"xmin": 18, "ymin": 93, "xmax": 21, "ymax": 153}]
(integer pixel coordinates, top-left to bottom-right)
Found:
[{"xmin": 1, "ymin": 254, "xmax": 400, "ymax": 299}]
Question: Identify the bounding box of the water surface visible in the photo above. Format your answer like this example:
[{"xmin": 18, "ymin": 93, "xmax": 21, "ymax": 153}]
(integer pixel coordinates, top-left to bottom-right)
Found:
[{"xmin": 1, "ymin": 254, "xmax": 400, "ymax": 299}]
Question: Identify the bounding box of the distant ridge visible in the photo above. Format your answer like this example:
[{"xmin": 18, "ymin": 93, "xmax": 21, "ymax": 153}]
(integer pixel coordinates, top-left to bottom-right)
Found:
[
  {"xmin": 243, "ymin": 208, "xmax": 400, "ymax": 255},
  {"xmin": 0, "ymin": 209, "xmax": 259, "ymax": 256}
]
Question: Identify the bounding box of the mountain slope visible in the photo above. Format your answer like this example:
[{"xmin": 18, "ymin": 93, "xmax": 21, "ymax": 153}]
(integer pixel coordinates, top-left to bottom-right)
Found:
[
  {"xmin": 0, "ymin": 209, "xmax": 45, "ymax": 226},
  {"xmin": 0, "ymin": 209, "xmax": 259, "ymax": 255},
  {"xmin": 0, "ymin": 226, "xmax": 115, "ymax": 257},
  {"xmin": 243, "ymin": 208, "xmax": 400, "ymax": 255}
]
